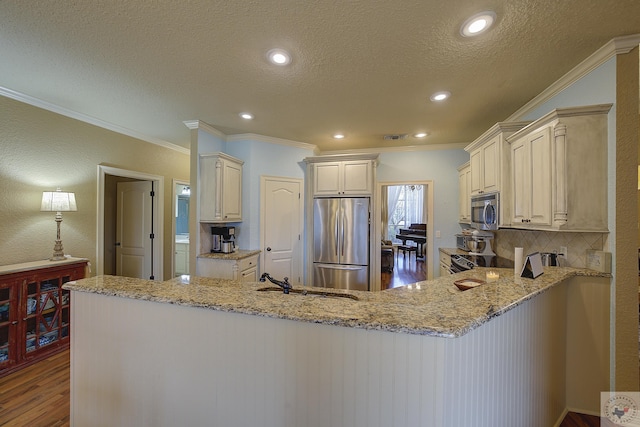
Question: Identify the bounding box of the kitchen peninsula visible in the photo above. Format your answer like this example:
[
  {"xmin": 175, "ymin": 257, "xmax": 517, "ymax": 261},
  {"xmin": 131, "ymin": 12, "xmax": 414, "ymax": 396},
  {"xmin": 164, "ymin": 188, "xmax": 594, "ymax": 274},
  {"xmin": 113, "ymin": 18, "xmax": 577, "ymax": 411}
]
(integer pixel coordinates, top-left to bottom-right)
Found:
[{"xmin": 65, "ymin": 268, "xmax": 610, "ymax": 426}]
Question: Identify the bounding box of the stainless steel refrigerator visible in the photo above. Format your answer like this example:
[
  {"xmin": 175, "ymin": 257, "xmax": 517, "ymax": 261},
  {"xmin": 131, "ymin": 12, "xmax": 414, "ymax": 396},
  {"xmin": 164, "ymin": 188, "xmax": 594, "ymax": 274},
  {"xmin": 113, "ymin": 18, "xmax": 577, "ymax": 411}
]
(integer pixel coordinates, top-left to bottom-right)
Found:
[{"xmin": 313, "ymin": 197, "xmax": 370, "ymax": 291}]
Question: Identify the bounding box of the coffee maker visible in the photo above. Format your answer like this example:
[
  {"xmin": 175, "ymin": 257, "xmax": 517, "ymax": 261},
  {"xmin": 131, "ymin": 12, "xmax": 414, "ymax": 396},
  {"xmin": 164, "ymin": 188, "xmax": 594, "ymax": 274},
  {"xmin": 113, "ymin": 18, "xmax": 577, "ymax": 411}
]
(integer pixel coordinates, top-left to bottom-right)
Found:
[{"xmin": 211, "ymin": 226, "xmax": 236, "ymax": 253}]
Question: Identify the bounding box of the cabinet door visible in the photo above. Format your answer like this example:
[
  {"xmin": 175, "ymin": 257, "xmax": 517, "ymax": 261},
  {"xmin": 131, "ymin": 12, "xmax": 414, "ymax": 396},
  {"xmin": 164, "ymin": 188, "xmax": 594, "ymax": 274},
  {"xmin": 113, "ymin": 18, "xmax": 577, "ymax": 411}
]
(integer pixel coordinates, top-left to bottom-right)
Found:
[
  {"xmin": 458, "ymin": 166, "xmax": 471, "ymax": 222},
  {"xmin": 222, "ymin": 160, "xmax": 242, "ymax": 221},
  {"xmin": 481, "ymin": 138, "xmax": 500, "ymax": 193},
  {"xmin": 469, "ymin": 150, "xmax": 482, "ymax": 195},
  {"xmin": 511, "ymin": 138, "xmax": 529, "ymax": 225},
  {"xmin": 0, "ymin": 281, "xmax": 18, "ymax": 370},
  {"xmin": 341, "ymin": 161, "xmax": 372, "ymax": 195},
  {"xmin": 510, "ymin": 129, "xmax": 552, "ymax": 226},
  {"xmin": 199, "ymin": 155, "xmax": 220, "ymax": 222},
  {"xmin": 528, "ymin": 130, "xmax": 552, "ymax": 226},
  {"xmin": 175, "ymin": 243, "xmax": 189, "ymax": 276},
  {"xmin": 314, "ymin": 162, "xmax": 342, "ymax": 195}
]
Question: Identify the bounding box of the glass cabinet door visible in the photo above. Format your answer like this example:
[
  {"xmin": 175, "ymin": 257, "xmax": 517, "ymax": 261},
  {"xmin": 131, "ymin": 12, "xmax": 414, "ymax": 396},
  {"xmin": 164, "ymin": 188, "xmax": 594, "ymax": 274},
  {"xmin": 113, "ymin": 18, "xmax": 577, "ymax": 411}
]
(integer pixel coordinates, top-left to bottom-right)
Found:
[
  {"xmin": 0, "ymin": 284, "xmax": 16, "ymax": 367},
  {"xmin": 24, "ymin": 277, "xmax": 69, "ymax": 354}
]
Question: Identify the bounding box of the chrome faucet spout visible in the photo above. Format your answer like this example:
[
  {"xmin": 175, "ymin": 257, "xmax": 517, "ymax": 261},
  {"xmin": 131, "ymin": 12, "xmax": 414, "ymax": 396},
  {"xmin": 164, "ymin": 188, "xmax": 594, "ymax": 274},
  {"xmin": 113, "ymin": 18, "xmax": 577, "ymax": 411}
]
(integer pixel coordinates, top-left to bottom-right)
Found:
[{"xmin": 259, "ymin": 273, "xmax": 292, "ymax": 294}]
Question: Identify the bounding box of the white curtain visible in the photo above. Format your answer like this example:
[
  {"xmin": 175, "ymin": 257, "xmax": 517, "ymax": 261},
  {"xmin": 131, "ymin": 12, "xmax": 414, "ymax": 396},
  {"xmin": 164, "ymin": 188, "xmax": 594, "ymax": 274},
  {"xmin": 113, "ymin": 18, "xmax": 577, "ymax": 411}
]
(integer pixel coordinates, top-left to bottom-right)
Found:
[
  {"xmin": 386, "ymin": 185, "xmax": 425, "ymax": 243},
  {"xmin": 385, "ymin": 185, "xmax": 403, "ymax": 241}
]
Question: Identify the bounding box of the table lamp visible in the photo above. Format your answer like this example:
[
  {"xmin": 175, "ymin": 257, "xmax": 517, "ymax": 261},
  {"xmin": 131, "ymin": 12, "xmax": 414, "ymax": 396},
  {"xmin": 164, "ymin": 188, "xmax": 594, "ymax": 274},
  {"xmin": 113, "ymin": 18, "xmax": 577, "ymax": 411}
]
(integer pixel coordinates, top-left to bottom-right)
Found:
[{"xmin": 41, "ymin": 187, "xmax": 77, "ymax": 261}]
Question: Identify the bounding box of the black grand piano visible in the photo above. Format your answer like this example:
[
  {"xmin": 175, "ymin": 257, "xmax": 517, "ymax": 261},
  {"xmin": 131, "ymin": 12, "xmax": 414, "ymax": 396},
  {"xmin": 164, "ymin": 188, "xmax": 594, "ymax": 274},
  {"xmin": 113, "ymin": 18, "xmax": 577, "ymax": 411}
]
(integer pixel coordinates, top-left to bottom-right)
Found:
[{"xmin": 396, "ymin": 223, "xmax": 426, "ymax": 259}]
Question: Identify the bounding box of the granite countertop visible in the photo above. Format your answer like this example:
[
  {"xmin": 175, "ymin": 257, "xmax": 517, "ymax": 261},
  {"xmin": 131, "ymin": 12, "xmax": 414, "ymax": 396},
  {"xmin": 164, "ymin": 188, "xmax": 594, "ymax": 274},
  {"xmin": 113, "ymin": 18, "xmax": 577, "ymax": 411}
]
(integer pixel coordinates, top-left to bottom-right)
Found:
[
  {"xmin": 197, "ymin": 249, "xmax": 261, "ymax": 261},
  {"xmin": 63, "ymin": 265, "xmax": 609, "ymax": 338}
]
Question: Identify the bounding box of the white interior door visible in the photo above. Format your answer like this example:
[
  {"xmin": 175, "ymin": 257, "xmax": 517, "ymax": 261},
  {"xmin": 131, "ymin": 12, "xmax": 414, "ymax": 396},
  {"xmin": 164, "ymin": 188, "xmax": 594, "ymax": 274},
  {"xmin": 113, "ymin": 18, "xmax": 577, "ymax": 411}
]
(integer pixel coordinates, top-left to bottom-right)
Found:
[
  {"xmin": 116, "ymin": 181, "xmax": 153, "ymax": 279},
  {"xmin": 261, "ymin": 177, "xmax": 303, "ymax": 285}
]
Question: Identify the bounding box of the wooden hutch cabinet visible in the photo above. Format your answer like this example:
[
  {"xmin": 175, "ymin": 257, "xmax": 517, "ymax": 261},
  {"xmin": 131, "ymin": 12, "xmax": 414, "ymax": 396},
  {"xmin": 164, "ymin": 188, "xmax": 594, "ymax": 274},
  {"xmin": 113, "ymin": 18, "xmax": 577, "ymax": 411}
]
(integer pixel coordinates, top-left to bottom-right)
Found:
[{"xmin": 0, "ymin": 257, "xmax": 88, "ymax": 377}]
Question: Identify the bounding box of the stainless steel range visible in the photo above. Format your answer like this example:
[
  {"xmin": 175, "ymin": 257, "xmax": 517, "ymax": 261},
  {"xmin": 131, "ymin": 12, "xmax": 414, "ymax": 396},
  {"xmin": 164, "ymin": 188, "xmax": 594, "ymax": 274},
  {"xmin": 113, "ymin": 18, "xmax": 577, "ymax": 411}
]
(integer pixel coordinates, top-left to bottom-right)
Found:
[{"xmin": 449, "ymin": 253, "xmax": 514, "ymax": 274}]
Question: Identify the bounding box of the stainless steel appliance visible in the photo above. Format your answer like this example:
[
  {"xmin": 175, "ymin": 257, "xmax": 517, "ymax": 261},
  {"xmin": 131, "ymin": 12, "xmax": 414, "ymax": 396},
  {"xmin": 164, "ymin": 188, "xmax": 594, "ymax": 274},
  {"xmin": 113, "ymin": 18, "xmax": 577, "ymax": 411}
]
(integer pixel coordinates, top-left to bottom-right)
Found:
[
  {"xmin": 211, "ymin": 226, "xmax": 236, "ymax": 253},
  {"xmin": 470, "ymin": 192, "xmax": 499, "ymax": 230},
  {"xmin": 455, "ymin": 234, "xmax": 471, "ymax": 251},
  {"xmin": 449, "ymin": 253, "xmax": 513, "ymax": 274},
  {"xmin": 466, "ymin": 231, "xmax": 495, "ymax": 256},
  {"xmin": 313, "ymin": 197, "xmax": 370, "ymax": 291}
]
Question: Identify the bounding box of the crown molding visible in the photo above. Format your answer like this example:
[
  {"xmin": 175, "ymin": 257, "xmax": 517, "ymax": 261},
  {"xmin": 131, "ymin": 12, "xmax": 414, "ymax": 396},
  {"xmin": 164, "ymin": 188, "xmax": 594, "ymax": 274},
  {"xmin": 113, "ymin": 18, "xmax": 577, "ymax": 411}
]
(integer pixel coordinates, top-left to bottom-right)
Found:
[
  {"xmin": 320, "ymin": 142, "xmax": 468, "ymax": 155},
  {"xmin": 182, "ymin": 120, "xmax": 227, "ymax": 139},
  {"xmin": 226, "ymin": 133, "xmax": 317, "ymax": 151},
  {"xmin": 0, "ymin": 86, "xmax": 190, "ymax": 155},
  {"xmin": 506, "ymin": 34, "xmax": 640, "ymax": 121}
]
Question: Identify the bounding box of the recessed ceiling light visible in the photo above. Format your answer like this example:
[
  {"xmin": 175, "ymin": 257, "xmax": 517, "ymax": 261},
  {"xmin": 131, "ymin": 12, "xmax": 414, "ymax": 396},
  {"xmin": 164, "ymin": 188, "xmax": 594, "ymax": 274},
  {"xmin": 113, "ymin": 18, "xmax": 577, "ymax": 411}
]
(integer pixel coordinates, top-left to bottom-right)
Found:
[
  {"xmin": 267, "ymin": 48, "xmax": 291, "ymax": 65},
  {"xmin": 414, "ymin": 133, "xmax": 428, "ymax": 138},
  {"xmin": 460, "ymin": 11, "xmax": 496, "ymax": 37},
  {"xmin": 333, "ymin": 133, "xmax": 345, "ymax": 139},
  {"xmin": 240, "ymin": 112, "xmax": 253, "ymax": 120},
  {"xmin": 430, "ymin": 91, "xmax": 451, "ymax": 102}
]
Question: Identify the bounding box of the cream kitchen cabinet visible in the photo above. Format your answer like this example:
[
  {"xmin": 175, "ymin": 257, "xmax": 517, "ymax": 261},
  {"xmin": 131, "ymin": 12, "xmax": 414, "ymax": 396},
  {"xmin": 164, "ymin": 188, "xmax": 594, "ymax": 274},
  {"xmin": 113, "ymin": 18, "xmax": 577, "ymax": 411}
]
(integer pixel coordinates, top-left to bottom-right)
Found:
[
  {"xmin": 199, "ymin": 153, "xmax": 243, "ymax": 222},
  {"xmin": 510, "ymin": 128, "xmax": 553, "ymax": 227},
  {"xmin": 439, "ymin": 250, "xmax": 452, "ymax": 276},
  {"xmin": 175, "ymin": 242, "xmax": 189, "ymax": 276},
  {"xmin": 457, "ymin": 162, "xmax": 471, "ymax": 223},
  {"xmin": 507, "ymin": 104, "xmax": 611, "ymax": 231},
  {"xmin": 305, "ymin": 154, "xmax": 378, "ymax": 196},
  {"xmin": 466, "ymin": 122, "xmax": 530, "ymax": 197},
  {"xmin": 196, "ymin": 251, "xmax": 260, "ymax": 281}
]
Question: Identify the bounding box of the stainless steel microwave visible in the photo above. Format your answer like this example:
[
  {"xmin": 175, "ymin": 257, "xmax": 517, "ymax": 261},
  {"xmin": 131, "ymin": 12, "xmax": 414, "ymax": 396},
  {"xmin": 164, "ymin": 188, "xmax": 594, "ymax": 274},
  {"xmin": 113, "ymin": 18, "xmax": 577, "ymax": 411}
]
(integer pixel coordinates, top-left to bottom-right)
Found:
[{"xmin": 470, "ymin": 192, "xmax": 499, "ymax": 230}]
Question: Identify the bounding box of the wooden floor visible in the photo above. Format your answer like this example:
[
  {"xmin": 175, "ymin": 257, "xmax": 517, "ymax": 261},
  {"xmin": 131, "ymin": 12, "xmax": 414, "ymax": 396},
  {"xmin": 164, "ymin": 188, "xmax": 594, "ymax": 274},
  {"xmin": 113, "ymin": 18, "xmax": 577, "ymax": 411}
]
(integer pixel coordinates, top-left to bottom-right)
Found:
[
  {"xmin": 381, "ymin": 249, "xmax": 427, "ymax": 289},
  {"xmin": 0, "ymin": 349, "xmax": 70, "ymax": 427}
]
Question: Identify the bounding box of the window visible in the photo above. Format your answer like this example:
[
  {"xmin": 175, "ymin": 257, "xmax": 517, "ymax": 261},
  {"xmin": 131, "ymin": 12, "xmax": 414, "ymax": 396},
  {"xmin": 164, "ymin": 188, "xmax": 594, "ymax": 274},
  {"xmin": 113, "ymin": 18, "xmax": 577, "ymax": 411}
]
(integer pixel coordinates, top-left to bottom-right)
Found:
[{"xmin": 386, "ymin": 185, "xmax": 424, "ymax": 244}]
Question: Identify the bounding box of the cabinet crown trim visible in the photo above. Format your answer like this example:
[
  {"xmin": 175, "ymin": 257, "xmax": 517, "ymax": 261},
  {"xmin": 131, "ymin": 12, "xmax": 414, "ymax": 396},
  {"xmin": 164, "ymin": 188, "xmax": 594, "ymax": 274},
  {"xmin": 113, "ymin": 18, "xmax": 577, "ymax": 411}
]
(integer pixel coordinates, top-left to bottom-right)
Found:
[
  {"xmin": 464, "ymin": 121, "xmax": 532, "ymax": 152},
  {"xmin": 304, "ymin": 153, "xmax": 379, "ymax": 164},
  {"xmin": 506, "ymin": 104, "xmax": 613, "ymax": 143},
  {"xmin": 199, "ymin": 152, "xmax": 244, "ymax": 165}
]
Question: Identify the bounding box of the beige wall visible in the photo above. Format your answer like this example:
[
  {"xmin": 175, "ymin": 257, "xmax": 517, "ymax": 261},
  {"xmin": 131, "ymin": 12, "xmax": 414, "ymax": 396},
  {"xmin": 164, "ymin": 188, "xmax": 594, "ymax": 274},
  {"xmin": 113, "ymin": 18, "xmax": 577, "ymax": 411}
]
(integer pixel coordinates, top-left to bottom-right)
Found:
[{"xmin": 0, "ymin": 96, "xmax": 189, "ymax": 279}]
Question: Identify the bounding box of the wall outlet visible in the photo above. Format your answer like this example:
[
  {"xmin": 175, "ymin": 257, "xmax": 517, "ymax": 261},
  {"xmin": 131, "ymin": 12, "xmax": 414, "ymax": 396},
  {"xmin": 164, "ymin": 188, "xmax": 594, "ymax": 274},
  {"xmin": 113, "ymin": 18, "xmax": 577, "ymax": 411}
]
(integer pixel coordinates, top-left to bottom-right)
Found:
[
  {"xmin": 559, "ymin": 246, "xmax": 568, "ymax": 259},
  {"xmin": 435, "ymin": 230, "xmax": 441, "ymax": 238}
]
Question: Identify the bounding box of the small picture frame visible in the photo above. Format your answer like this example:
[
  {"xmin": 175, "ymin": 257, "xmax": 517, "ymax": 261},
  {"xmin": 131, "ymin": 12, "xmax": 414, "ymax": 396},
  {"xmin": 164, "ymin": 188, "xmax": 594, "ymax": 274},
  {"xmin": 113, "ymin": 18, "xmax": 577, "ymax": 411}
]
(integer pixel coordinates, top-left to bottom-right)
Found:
[{"xmin": 521, "ymin": 252, "xmax": 544, "ymax": 279}]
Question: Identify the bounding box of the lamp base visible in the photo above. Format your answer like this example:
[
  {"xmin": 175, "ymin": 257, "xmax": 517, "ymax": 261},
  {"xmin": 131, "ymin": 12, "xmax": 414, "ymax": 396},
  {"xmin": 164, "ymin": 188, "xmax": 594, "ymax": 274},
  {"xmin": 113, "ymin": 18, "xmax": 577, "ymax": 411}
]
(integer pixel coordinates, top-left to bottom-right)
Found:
[{"xmin": 49, "ymin": 239, "xmax": 66, "ymax": 261}]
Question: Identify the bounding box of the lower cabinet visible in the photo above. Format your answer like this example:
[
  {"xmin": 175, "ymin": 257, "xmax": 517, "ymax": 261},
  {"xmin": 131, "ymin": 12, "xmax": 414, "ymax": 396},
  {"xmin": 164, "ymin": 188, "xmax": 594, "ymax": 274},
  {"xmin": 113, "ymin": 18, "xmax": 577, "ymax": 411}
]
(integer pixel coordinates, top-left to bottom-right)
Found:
[
  {"xmin": 196, "ymin": 253, "xmax": 259, "ymax": 282},
  {"xmin": 175, "ymin": 242, "xmax": 189, "ymax": 276},
  {"xmin": 0, "ymin": 258, "xmax": 88, "ymax": 377},
  {"xmin": 439, "ymin": 250, "xmax": 452, "ymax": 276}
]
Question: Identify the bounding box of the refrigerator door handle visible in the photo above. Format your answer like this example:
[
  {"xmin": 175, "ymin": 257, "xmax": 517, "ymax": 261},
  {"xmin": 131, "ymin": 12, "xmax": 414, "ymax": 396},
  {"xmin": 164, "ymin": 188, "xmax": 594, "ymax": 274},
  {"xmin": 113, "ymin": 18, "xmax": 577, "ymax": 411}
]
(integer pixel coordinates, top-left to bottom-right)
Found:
[
  {"xmin": 341, "ymin": 211, "xmax": 345, "ymax": 257},
  {"xmin": 335, "ymin": 215, "xmax": 339, "ymax": 257}
]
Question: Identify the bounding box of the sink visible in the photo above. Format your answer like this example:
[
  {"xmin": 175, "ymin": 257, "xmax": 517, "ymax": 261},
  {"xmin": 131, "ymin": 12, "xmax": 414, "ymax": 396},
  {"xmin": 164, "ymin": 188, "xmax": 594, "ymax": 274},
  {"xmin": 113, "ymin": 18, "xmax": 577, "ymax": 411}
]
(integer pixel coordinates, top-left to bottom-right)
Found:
[{"xmin": 257, "ymin": 286, "xmax": 359, "ymax": 301}]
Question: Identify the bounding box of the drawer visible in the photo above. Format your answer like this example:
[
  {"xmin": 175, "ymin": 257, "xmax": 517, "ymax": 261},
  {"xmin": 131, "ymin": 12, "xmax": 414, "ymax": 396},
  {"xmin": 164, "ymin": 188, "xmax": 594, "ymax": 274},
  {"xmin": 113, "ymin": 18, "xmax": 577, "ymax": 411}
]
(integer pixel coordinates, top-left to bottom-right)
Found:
[
  {"xmin": 439, "ymin": 251, "xmax": 451, "ymax": 267},
  {"xmin": 237, "ymin": 255, "xmax": 258, "ymax": 273}
]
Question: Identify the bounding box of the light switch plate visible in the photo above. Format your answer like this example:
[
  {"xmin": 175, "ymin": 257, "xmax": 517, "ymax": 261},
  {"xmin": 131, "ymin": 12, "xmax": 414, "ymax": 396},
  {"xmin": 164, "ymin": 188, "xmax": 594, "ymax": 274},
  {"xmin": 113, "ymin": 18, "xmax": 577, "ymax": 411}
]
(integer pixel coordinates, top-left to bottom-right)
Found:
[{"xmin": 586, "ymin": 250, "xmax": 611, "ymax": 273}]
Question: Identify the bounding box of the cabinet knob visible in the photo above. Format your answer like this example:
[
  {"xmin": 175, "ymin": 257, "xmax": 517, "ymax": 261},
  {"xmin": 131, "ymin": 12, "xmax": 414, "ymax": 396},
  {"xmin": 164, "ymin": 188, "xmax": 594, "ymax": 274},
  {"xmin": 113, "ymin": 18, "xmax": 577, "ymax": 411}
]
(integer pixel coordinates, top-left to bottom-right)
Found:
[
  {"xmin": 266, "ymin": 247, "xmax": 272, "ymax": 252},
  {"xmin": 115, "ymin": 242, "xmax": 121, "ymax": 246},
  {"xmin": 11, "ymin": 321, "xmax": 18, "ymax": 325}
]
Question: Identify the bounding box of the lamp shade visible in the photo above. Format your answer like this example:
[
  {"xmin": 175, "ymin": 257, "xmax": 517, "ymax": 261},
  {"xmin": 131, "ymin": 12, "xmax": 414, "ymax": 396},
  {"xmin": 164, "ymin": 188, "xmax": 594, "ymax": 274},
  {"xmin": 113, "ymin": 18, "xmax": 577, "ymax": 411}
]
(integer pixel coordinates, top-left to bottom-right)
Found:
[{"xmin": 41, "ymin": 190, "xmax": 77, "ymax": 212}]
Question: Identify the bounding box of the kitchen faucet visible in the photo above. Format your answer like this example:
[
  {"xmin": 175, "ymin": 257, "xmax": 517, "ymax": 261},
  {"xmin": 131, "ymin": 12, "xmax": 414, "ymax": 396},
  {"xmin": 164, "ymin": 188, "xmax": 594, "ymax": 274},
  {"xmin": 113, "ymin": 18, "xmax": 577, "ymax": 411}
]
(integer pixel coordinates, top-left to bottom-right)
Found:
[{"xmin": 259, "ymin": 273, "xmax": 292, "ymax": 294}]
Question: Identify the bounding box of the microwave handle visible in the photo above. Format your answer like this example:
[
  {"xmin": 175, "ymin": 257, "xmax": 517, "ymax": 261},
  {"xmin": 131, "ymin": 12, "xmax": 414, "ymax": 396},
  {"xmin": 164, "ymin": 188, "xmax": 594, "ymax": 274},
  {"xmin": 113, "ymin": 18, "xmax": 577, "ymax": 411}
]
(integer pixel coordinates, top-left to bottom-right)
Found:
[{"xmin": 483, "ymin": 203, "xmax": 490, "ymax": 228}]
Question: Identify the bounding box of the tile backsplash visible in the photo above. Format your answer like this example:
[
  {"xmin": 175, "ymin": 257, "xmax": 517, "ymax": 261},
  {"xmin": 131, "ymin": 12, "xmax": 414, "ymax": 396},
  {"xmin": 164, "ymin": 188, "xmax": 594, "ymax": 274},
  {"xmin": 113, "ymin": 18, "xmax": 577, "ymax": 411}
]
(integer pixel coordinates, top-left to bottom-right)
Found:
[{"xmin": 494, "ymin": 229, "xmax": 607, "ymax": 268}]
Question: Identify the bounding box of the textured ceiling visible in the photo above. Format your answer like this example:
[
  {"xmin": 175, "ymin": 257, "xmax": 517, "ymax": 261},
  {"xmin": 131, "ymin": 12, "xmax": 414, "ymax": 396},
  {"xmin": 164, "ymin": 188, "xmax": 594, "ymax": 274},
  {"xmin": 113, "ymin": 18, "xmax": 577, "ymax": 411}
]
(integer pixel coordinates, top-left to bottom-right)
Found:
[{"xmin": 1, "ymin": 1, "xmax": 639, "ymax": 152}]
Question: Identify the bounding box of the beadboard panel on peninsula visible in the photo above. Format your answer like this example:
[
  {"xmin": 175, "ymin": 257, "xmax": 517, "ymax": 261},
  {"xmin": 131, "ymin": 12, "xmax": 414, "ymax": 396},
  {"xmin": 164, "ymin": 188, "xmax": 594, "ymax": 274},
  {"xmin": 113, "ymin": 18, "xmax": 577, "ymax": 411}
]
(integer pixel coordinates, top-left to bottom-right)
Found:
[{"xmin": 68, "ymin": 279, "xmax": 606, "ymax": 426}]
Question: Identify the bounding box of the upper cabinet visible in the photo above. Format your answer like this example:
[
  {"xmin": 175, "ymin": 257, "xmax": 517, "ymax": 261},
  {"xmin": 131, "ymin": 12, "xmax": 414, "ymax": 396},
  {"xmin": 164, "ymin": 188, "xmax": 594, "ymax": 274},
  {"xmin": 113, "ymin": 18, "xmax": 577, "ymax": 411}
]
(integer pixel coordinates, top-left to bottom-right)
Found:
[
  {"xmin": 305, "ymin": 154, "xmax": 378, "ymax": 197},
  {"xmin": 199, "ymin": 152, "xmax": 244, "ymax": 223},
  {"xmin": 457, "ymin": 162, "xmax": 471, "ymax": 223},
  {"xmin": 466, "ymin": 122, "xmax": 531, "ymax": 196},
  {"xmin": 507, "ymin": 104, "xmax": 612, "ymax": 231},
  {"xmin": 465, "ymin": 122, "xmax": 530, "ymax": 227}
]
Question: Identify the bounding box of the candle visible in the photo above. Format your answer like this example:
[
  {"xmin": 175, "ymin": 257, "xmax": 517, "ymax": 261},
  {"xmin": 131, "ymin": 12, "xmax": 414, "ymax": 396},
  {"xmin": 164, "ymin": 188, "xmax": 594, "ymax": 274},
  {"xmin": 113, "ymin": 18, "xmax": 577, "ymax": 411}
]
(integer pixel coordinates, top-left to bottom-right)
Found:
[{"xmin": 486, "ymin": 271, "xmax": 499, "ymax": 282}]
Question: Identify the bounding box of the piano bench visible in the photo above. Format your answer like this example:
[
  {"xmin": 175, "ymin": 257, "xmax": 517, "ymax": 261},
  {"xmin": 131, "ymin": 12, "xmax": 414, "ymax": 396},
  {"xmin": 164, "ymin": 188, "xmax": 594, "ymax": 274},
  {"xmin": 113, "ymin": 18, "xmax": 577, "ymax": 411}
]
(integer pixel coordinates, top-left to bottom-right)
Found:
[{"xmin": 398, "ymin": 245, "xmax": 417, "ymax": 258}]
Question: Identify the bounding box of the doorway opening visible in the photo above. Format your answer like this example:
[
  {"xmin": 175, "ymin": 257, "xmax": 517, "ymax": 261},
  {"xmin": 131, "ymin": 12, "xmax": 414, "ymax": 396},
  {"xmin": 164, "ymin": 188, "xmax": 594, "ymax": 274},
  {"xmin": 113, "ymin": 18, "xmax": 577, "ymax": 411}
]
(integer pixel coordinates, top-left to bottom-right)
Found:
[
  {"xmin": 97, "ymin": 165, "xmax": 164, "ymax": 280},
  {"xmin": 173, "ymin": 180, "xmax": 190, "ymax": 277},
  {"xmin": 374, "ymin": 181, "xmax": 434, "ymax": 291}
]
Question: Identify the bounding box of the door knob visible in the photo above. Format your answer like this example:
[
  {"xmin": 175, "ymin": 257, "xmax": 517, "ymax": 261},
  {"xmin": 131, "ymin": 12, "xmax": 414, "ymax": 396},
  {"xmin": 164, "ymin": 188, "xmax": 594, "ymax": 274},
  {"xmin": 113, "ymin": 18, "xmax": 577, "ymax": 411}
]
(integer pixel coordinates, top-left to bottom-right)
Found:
[{"xmin": 266, "ymin": 247, "xmax": 272, "ymax": 251}]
